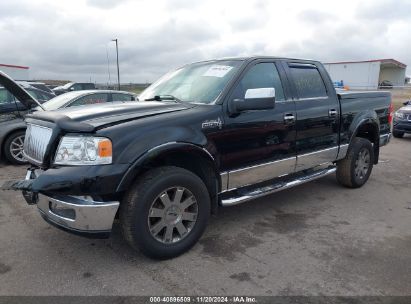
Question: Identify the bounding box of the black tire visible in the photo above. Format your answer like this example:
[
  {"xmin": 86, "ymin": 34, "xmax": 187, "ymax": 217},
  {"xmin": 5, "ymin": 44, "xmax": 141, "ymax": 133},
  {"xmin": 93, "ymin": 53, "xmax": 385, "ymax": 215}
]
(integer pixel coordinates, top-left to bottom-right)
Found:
[
  {"xmin": 120, "ymin": 166, "xmax": 210, "ymax": 259},
  {"xmin": 393, "ymin": 131, "xmax": 404, "ymax": 138},
  {"xmin": 3, "ymin": 130, "xmax": 27, "ymax": 165},
  {"xmin": 336, "ymin": 137, "xmax": 374, "ymax": 188}
]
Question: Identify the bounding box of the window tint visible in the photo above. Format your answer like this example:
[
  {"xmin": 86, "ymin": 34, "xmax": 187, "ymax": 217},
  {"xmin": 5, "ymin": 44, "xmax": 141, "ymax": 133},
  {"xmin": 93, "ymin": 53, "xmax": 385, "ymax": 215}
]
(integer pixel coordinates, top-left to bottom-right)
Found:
[
  {"xmin": 232, "ymin": 63, "xmax": 284, "ymax": 101},
  {"xmin": 26, "ymin": 89, "xmax": 39, "ymax": 100},
  {"xmin": 71, "ymin": 83, "xmax": 82, "ymax": 90},
  {"xmin": 26, "ymin": 89, "xmax": 48, "ymax": 101},
  {"xmin": 290, "ymin": 66, "xmax": 327, "ymax": 98},
  {"xmin": 0, "ymin": 89, "xmax": 12, "ymax": 104},
  {"xmin": 112, "ymin": 93, "xmax": 135, "ymax": 101},
  {"xmin": 69, "ymin": 93, "xmax": 109, "ymax": 107},
  {"xmin": 82, "ymin": 83, "xmax": 95, "ymax": 90},
  {"xmin": 30, "ymin": 84, "xmax": 51, "ymax": 93}
]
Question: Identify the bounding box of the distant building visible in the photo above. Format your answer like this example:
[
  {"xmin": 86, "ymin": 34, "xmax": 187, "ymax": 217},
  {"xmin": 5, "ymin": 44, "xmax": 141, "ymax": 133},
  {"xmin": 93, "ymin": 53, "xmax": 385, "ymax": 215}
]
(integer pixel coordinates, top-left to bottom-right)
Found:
[
  {"xmin": 0, "ymin": 63, "xmax": 29, "ymax": 80},
  {"xmin": 323, "ymin": 59, "xmax": 407, "ymax": 89}
]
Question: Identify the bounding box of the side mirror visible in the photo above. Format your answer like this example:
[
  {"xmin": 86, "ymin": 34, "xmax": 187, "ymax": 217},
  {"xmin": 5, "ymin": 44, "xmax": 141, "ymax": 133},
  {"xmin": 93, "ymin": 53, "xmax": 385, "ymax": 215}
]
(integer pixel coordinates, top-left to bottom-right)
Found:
[
  {"xmin": 232, "ymin": 88, "xmax": 275, "ymax": 112},
  {"xmin": 403, "ymin": 100, "xmax": 410, "ymax": 106}
]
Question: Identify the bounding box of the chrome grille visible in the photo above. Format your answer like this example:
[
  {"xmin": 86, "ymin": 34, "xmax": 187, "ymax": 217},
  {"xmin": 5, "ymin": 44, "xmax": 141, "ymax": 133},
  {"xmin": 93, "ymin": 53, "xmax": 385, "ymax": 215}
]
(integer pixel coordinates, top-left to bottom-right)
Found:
[{"xmin": 23, "ymin": 124, "xmax": 53, "ymax": 164}]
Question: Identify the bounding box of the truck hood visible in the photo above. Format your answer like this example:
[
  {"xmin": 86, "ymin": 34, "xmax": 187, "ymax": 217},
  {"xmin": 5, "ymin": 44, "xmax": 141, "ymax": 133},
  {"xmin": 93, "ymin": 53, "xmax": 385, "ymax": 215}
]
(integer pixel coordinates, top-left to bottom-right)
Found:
[
  {"xmin": 26, "ymin": 101, "xmax": 194, "ymax": 132},
  {"xmin": 0, "ymin": 71, "xmax": 45, "ymax": 110}
]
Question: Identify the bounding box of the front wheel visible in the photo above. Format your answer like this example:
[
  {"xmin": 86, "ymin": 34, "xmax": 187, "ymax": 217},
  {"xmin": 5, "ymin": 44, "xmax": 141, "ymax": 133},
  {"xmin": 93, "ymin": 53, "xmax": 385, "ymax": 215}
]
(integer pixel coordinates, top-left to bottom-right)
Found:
[
  {"xmin": 3, "ymin": 130, "xmax": 28, "ymax": 165},
  {"xmin": 336, "ymin": 137, "xmax": 374, "ymax": 188},
  {"xmin": 120, "ymin": 166, "xmax": 210, "ymax": 259},
  {"xmin": 393, "ymin": 131, "xmax": 404, "ymax": 138}
]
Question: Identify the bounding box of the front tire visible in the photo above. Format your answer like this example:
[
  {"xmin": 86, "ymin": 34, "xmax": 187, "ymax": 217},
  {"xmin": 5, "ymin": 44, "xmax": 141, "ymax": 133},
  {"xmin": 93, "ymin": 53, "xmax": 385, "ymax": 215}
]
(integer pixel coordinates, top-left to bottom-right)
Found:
[
  {"xmin": 3, "ymin": 130, "xmax": 28, "ymax": 165},
  {"xmin": 120, "ymin": 166, "xmax": 210, "ymax": 259},
  {"xmin": 336, "ymin": 137, "xmax": 374, "ymax": 188},
  {"xmin": 393, "ymin": 131, "xmax": 404, "ymax": 138}
]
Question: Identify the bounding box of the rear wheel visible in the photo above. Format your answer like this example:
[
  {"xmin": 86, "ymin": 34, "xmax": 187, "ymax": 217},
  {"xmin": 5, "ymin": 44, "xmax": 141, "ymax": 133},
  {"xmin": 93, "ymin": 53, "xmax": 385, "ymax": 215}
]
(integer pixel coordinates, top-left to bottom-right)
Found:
[
  {"xmin": 120, "ymin": 166, "xmax": 210, "ymax": 259},
  {"xmin": 3, "ymin": 130, "xmax": 27, "ymax": 165},
  {"xmin": 393, "ymin": 131, "xmax": 404, "ymax": 138},
  {"xmin": 336, "ymin": 137, "xmax": 374, "ymax": 188}
]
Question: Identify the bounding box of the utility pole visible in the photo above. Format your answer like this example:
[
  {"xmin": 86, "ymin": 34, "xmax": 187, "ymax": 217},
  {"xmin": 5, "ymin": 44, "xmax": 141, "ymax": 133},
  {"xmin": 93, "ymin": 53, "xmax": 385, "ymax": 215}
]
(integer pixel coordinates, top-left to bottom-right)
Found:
[
  {"xmin": 111, "ymin": 38, "xmax": 120, "ymax": 90},
  {"xmin": 106, "ymin": 45, "xmax": 111, "ymax": 88}
]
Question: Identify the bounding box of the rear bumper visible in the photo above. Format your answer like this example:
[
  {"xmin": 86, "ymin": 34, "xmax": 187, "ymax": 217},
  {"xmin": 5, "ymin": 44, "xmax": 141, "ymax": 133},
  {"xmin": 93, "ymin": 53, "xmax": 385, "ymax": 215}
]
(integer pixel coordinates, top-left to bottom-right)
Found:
[{"xmin": 36, "ymin": 193, "xmax": 119, "ymax": 237}]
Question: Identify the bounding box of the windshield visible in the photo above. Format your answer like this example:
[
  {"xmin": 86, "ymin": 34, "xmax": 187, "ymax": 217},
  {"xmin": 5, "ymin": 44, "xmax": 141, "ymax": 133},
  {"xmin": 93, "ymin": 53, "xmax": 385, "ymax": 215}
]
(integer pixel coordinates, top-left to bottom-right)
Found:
[
  {"xmin": 139, "ymin": 60, "xmax": 243, "ymax": 104},
  {"xmin": 41, "ymin": 91, "xmax": 85, "ymax": 110}
]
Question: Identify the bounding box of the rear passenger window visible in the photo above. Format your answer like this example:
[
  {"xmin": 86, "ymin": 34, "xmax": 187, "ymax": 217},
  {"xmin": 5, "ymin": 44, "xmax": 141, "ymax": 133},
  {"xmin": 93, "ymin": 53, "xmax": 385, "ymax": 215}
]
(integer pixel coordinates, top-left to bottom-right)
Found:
[
  {"xmin": 82, "ymin": 83, "xmax": 95, "ymax": 90},
  {"xmin": 69, "ymin": 93, "xmax": 109, "ymax": 107},
  {"xmin": 232, "ymin": 63, "xmax": 285, "ymax": 101},
  {"xmin": 26, "ymin": 89, "xmax": 40, "ymax": 100},
  {"xmin": 112, "ymin": 93, "xmax": 135, "ymax": 101},
  {"xmin": 71, "ymin": 83, "xmax": 82, "ymax": 90},
  {"xmin": 290, "ymin": 66, "xmax": 327, "ymax": 98},
  {"xmin": 0, "ymin": 89, "xmax": 12, "ymax": 104}
]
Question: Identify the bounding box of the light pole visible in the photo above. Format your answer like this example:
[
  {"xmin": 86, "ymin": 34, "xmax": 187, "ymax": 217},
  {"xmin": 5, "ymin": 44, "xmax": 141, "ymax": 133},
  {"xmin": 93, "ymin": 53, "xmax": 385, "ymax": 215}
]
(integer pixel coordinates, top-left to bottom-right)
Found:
[
  {"xmin": 106, "ymin": 45, "xmax": 111, "ymax": 88},
  {"xmin": 111, "ymin": 38, "xmax": 120, "ymax": 90}
]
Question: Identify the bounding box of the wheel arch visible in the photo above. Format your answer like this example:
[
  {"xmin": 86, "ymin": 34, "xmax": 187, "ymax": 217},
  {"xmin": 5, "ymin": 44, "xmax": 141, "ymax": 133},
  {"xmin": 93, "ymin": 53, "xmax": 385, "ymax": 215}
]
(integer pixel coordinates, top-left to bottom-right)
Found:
[
  {"xmin": 117, "ymin": 142, "xmax": 221, "ymax": 213},
  {"xmin": 349, "ymin": 117, "xmax": 380, "ymax": 164}
]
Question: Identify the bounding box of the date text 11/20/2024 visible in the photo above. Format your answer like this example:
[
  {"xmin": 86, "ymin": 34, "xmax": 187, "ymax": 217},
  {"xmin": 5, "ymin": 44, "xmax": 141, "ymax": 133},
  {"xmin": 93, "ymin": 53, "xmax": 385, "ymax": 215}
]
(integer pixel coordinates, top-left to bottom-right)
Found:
[{"xmin": 149, "ymin": 296, "xmax": 257, "ymax": 303}]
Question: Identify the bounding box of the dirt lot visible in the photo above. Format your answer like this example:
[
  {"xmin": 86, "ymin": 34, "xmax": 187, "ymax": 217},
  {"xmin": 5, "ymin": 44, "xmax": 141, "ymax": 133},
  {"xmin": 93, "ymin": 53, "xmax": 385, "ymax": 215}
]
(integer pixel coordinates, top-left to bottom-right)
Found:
[
  {"xmin": 0, "ymin": 137, "xmax": 410, "ymax": 296},
  {"xmin": 391, "ymin": 87, "xmax": 411, "ymax": 110}
]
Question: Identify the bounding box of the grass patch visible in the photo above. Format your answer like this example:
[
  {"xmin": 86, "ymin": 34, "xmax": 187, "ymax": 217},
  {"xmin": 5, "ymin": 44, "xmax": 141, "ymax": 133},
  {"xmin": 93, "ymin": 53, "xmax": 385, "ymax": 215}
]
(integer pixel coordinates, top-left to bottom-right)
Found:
[{"xmin": 390, "ymin": 88, "xmax": 411, "ymax": 110}]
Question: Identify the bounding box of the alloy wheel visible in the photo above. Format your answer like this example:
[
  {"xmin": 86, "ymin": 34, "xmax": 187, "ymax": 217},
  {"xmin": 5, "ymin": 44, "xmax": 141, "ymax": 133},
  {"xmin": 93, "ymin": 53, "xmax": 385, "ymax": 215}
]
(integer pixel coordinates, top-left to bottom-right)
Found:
[
  {"xmin": 9, "ymin": 135, "xmax": 25, "ymax": 162},
  {"xmin": 354, "ymin": 148, "xmax": 370, "ymax": 179},
  {"xmin": 148, "ymin": 187, "xmax": 198, "ymax": 244}
]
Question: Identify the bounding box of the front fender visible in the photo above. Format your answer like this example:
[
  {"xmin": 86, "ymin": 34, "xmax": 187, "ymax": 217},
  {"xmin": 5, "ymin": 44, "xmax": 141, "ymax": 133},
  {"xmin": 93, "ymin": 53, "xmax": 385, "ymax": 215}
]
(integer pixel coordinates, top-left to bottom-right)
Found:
[
  {"xmin": 116, "ymin": 142, "xmax": 217, "ymax": 192},
  {"xmin": 111, "ymin": 124, "xmax": 210, "ymax": 164}
]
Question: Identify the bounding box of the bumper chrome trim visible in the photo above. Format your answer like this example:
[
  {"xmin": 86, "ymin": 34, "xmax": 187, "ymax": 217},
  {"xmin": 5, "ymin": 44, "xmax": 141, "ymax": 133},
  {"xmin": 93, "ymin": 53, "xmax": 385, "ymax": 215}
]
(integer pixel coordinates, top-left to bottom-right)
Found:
[
  {"xmin": 37, "ymin": 194, "xmax": 119, "ymax": 232},
  {"xmin": 379, "ymin": 133, "xmax": 391, "ymax": 147}
]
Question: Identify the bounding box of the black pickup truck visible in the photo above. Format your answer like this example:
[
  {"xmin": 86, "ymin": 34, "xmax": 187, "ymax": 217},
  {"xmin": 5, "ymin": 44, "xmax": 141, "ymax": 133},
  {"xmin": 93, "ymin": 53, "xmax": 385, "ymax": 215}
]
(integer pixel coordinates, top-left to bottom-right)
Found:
[{"xmin": 1, "ymin": 57, "xmax": 393, "ymax": 259}]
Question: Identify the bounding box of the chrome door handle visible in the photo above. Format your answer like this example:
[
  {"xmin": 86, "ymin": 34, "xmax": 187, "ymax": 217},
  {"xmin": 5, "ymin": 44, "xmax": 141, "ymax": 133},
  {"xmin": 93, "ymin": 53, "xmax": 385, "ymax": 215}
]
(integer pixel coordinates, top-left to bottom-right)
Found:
[
  {"xmin": 329, "ymin": 109, "xmax": 338, "ymax": 117},
  {"xmin": 284, "ymin": 113, "xmax": 295, "ymax": 124}
]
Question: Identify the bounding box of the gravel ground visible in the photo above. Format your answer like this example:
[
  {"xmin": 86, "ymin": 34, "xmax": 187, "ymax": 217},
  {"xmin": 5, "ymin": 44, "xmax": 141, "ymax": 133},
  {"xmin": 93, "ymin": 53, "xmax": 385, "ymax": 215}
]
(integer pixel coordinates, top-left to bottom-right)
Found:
[{"xmin": 0, "ymin": 136, "xmax": 410, "ymax": 296}]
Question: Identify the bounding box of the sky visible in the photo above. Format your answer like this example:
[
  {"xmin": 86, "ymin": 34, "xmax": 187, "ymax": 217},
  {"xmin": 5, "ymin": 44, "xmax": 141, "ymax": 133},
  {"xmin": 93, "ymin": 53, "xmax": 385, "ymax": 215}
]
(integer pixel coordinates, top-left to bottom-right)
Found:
[{"xmin": 0, "ymin": 0, "xmax": 410, "ymax": 83}]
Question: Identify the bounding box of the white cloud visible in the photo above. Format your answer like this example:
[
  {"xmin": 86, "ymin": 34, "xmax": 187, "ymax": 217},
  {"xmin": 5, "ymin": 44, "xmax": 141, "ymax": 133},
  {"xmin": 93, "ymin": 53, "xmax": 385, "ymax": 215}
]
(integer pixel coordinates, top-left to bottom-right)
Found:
[{"xmin": 0, "ymin": 0, "xmax": 409, "ymax": 83}]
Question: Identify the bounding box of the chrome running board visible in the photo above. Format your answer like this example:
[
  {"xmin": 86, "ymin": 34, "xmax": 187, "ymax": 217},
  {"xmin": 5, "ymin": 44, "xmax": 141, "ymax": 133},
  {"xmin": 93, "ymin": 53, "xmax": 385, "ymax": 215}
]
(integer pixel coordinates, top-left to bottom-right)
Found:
[{"xmin": 221, "ymin": 166, "xmax": 336, "ymax": 206}]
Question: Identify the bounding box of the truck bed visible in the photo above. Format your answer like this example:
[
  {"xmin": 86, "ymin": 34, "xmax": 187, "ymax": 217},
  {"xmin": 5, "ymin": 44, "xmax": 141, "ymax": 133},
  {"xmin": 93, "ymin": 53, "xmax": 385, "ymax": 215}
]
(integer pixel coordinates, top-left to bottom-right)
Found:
[{"xmin": 337, "ymin": 90, "xmax": 391, "ymax": 100}]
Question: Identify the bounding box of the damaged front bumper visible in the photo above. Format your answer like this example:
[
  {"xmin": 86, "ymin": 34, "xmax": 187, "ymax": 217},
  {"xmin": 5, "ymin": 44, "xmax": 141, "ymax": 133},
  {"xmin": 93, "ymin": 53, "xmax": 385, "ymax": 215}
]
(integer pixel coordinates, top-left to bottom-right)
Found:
[
  {"xmin": 37, "ymin": 193, "xmax": 119, "ymax": 238},
  {"xmin": 2, "ymin": 168, "xmax": 120, "ymax": 238}
]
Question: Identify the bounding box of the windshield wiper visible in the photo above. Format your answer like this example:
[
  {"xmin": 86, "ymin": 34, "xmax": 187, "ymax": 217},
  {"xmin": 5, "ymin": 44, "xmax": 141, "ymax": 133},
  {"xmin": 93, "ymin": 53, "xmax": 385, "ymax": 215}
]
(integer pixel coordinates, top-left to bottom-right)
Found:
[{"xmin": 144, "ymin": 95, "xmax": 182, "ymax": 103}]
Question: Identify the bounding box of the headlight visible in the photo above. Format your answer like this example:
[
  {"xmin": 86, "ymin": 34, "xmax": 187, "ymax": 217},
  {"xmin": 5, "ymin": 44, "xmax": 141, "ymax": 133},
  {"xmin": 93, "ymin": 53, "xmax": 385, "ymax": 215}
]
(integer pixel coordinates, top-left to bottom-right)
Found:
[
  {"xmin": 54, "ymin": 136, "xmax": 112, "ymax": 165},
  {"xmin": 395, "ymin": 111, "xmax": 405, "ymax": 119}
]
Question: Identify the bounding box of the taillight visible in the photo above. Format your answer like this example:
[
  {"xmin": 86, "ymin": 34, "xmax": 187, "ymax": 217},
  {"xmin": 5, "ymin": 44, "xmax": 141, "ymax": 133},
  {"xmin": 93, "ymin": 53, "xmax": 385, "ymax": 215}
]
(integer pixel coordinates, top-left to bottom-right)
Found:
[{"xmin": 388, "ymin": 102, "xmax": 394, "ymax": 125}]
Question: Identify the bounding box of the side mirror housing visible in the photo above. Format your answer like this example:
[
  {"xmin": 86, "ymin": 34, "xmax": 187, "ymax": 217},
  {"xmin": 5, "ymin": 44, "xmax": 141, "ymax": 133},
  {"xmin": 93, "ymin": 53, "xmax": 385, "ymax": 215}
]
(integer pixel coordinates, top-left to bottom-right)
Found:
[
  {"xmin": 403, "ymin": 100, "xmax": 411, "ymax": 106},
  {"xmin": 231, "ymin": 88, "xmax": 275, "ymax": 113}
]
